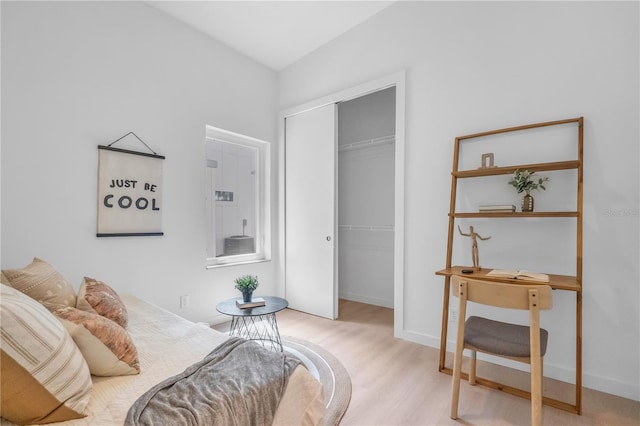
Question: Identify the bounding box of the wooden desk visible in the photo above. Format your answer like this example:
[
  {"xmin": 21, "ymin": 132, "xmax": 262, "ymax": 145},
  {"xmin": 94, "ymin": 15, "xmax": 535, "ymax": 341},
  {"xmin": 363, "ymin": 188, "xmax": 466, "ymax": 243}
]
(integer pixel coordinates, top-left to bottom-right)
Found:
[{"xmin": 435, "ymin": 266, "xmax": 582, "ymax": 414}]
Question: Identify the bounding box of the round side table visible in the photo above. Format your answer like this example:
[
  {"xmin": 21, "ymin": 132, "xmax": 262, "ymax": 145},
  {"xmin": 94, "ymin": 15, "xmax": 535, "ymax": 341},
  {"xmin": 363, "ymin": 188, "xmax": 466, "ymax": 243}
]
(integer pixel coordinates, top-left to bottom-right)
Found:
[{"xmin": 216, "ymin": 296, "xmax": 288, "ymax": 351}]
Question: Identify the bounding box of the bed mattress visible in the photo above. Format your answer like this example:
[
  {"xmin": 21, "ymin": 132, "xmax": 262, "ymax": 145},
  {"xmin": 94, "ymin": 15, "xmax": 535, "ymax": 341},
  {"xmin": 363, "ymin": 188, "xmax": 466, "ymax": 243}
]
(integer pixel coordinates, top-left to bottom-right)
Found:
[{"xmin": 2, "ymin": 294, "xmax": 324, "ymax": 425}]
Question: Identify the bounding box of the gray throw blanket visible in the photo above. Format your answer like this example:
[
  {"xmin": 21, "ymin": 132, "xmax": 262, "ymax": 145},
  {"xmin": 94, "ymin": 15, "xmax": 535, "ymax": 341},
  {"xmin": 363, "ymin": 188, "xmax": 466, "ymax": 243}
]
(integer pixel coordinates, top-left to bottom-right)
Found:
[{"xmin": 125, "ymin": 337, "xmax": 301, "ymax": 426}]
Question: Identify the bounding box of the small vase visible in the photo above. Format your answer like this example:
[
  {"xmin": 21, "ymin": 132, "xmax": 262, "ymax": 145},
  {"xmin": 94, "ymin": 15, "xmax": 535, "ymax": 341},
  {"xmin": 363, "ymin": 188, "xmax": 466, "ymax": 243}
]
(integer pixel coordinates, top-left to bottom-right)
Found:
[
  {"xmin": 242, "ymin": 291, "xmax": 253, "ymax": 303},
  {"xmin": 521, "ymin": 193, "xmax": 534, "ymax": 212}
]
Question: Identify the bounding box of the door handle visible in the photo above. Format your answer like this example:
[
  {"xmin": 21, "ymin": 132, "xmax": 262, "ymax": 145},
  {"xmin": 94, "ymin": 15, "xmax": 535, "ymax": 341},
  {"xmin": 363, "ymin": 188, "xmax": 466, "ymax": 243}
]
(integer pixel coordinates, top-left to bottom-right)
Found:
[{"xmin": 326, "ymin": 236, "xmax": 332, "ymax": 242}]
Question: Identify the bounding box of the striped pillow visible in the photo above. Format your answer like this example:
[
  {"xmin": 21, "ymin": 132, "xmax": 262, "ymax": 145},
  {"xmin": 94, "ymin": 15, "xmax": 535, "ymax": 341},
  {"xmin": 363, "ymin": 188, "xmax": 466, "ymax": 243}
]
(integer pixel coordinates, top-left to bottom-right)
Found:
[
  {"xmin": 2, "ymin": 257, "xmax": 76, "ymax": 312},
  {"xmin": 0, "ymin": 284, "xmax": 92, "ymax": 424}
]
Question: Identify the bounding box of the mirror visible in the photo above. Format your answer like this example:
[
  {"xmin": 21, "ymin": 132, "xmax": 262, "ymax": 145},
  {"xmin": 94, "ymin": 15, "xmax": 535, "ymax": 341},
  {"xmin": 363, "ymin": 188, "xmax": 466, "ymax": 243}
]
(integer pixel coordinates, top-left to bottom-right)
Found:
[{"xmin": 205, "ymin": 139, "xmax": 257, "ymax": 257}]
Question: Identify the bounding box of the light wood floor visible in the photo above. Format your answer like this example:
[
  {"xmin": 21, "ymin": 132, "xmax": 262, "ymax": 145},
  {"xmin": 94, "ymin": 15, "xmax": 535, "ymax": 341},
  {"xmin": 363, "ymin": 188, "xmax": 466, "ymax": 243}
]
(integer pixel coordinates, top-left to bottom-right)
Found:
[{"xmin": 251, "ymin": 299, "xmax": 639, "ymax": 425}]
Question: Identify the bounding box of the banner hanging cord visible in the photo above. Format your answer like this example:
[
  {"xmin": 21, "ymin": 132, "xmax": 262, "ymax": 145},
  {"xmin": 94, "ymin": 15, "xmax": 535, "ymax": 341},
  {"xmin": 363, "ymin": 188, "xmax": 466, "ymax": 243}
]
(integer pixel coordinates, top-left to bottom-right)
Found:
[{"xmin": 108, "ymin": 132, "xmax": 157, "ymax": 155}]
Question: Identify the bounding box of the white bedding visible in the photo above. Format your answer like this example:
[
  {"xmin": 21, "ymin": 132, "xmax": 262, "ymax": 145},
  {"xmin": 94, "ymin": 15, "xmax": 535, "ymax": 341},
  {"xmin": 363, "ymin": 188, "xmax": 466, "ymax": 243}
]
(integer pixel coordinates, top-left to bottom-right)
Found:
[{"xmin": 2, "ymin": 294, "xmax": 324, "ymax": 425}]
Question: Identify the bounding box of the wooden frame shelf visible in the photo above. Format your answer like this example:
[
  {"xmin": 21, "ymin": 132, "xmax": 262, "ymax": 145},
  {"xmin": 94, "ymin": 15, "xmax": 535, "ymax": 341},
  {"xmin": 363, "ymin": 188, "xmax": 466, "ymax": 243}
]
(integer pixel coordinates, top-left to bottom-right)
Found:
[
  {"xmin": 456, "ymin": 117, "xmax": 581, "ymax": 140},
  {"xmin": 453, "ymin": 160, "xmax": 580, "ymax": 178},
  {"xmin": 437, "ymin": 266, "xmax": 581, "ymax": 292},
  {"xmin": 452, "ymin": 211, "xmax": 579, "ymax": 218},
  {"xmin": 436, "ymin": 117, "xmax": 583, "ymax": 415}
]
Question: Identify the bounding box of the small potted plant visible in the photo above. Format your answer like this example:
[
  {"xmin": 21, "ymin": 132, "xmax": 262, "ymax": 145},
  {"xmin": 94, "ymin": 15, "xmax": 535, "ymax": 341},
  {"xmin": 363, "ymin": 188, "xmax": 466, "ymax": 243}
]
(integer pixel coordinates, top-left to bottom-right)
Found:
[
  {"xmin": 508, "ymin": 168, "xmax": 549, "ymax": 212},
  {"xmin": 234, "ymin": 274, "xmax": 259, "ymax": 302}
]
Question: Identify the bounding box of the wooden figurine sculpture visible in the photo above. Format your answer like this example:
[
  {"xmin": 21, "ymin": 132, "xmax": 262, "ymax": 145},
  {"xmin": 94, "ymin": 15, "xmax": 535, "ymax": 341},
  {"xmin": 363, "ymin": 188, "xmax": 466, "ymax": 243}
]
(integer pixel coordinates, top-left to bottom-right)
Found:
[{"xmin": 458, "ymin": 225, "xmax": 491, "ymax": 271}]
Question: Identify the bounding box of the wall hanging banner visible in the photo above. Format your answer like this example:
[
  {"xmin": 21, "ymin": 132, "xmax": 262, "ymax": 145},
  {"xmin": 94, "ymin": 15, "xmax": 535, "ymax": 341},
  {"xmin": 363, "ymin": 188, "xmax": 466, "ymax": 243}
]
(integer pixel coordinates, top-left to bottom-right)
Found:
[{"xmin": 97, "ymin": 143, "xmax": 165, "ymax": 237}]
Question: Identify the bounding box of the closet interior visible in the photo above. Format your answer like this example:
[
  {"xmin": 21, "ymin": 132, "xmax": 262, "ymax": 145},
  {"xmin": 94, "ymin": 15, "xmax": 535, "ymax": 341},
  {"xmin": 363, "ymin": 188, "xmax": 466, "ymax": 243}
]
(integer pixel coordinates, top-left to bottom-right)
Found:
[{"xmin": 337, "ymin": 87, "xmax": 396, "ymax": 309}]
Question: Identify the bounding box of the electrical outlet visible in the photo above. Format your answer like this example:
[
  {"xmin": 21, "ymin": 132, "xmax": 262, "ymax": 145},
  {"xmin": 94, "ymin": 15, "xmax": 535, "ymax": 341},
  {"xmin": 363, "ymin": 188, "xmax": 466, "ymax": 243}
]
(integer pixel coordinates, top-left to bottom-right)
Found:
[
  {"xmin": 450, "ymin": 307, "xmax": 458, "ymax": 322},
  {"xmin": 180, "ymin": 295, "xmax": 190, "ymax": 309}
]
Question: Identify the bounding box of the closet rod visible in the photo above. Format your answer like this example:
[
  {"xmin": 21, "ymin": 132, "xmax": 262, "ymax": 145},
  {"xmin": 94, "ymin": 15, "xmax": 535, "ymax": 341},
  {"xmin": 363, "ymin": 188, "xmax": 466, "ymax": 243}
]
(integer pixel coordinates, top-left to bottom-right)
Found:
[
  {"xmin": 338, "ymin": 135, "xmax": 395, "ymax": 152},
  {"xmin": 338, "ymin": 225, "xmax": 394, "ymax": 231}
]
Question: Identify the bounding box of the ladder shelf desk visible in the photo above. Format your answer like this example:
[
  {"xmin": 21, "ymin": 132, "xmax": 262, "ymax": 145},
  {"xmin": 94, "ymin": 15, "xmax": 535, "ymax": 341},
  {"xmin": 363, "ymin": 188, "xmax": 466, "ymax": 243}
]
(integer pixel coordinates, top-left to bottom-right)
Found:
[{"xmin": 436, "ymin": 117, "xmax": 583, "ymax": 415}]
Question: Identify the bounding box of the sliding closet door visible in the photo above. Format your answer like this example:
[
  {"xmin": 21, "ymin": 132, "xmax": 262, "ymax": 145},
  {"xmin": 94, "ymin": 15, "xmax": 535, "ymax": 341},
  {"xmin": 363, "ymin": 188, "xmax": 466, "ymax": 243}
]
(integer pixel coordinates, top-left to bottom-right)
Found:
[{"xmin": 285, "ymin": 104, "xmax": 338, "ymax": 319}]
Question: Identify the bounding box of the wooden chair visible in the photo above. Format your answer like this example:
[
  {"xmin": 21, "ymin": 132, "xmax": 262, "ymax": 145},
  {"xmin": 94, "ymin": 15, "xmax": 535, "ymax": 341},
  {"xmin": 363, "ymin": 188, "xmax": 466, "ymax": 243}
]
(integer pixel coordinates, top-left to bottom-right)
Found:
[{"xmin": 449, "ymin": 275, "xmax": 552, "ymax": 426}]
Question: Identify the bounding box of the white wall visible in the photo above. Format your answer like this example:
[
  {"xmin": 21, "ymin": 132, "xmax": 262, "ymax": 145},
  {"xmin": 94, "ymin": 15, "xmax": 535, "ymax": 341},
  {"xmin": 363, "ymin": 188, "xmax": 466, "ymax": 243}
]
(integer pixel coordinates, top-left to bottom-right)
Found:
[
  {"xmin": 1, "ymin": 1, "xmax": 279, "ymax": 324},
  {"xmin": 278, "ymin": 1, "xmax": 639, "ymax": 400},
  {"xmin": 2, "ymin": 0, "xmax": 638, "ymax": 402}
]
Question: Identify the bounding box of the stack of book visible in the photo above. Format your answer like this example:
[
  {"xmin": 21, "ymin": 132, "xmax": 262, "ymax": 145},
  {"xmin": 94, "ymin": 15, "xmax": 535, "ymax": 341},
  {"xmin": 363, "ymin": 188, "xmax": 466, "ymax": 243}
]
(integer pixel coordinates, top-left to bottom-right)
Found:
[
  {"xmin": 236, "ymin": 297, "xmax": 266, "ymax": 309},
  {"xmin": 478, "ymin": 204, "xmax": 516, "ymax": 213}
]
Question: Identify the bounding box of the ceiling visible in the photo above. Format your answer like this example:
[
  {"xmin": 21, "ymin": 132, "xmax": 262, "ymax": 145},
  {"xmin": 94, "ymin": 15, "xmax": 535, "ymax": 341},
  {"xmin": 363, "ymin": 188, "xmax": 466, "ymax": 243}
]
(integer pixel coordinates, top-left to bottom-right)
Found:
[{"xmin": 147, "ymin": 1, "xmax": 396, "ymax": 71}]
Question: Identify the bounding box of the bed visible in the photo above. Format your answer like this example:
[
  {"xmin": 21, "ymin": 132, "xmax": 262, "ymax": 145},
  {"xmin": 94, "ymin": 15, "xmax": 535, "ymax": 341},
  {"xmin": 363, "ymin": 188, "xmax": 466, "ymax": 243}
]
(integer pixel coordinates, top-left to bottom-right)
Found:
[{"xmin": 0, "ymin": 261, "xmax": 325, "ymax": 425}]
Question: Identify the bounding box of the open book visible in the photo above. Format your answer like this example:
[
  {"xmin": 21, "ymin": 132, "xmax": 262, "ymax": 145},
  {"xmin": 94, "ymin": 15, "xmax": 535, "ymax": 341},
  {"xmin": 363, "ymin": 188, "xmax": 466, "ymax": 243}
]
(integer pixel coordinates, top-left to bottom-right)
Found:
[{"xmin": 486, "ymin": 269, "xmax": 550, "ymax": 282}]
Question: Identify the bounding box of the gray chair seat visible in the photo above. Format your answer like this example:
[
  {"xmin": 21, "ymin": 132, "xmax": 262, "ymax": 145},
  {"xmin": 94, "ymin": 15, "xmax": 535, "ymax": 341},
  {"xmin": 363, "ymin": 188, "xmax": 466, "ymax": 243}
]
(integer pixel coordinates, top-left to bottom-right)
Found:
[{"xmin": 465, "ymin": 316, "xmax": 548, "ymax": 358}]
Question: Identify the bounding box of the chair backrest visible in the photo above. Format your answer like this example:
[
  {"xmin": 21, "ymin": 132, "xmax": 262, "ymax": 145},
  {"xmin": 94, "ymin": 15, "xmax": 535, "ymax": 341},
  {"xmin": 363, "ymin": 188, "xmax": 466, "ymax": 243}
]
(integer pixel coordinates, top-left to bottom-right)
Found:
[{"xmin": 452, "ymin": 275, "xmax": 552, "ymax": 311}]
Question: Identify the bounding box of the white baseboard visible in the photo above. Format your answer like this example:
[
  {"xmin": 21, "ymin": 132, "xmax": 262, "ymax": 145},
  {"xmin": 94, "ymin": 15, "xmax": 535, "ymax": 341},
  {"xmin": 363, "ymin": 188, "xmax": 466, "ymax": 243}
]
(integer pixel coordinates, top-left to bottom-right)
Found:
[
  {"xmin": 578, "ymin": 371, "xmax": 640, "ymax": 402},
  {"xmin": 395, "ymin": 329, "xmax": 640, "ymax": 402},
  {"xmin": 339, "ymin": 291, "xmax": 393, "ymax": 309},
  {"xmin": 199, "ymin": 313, "xmax": 229, "ymax": 326}
]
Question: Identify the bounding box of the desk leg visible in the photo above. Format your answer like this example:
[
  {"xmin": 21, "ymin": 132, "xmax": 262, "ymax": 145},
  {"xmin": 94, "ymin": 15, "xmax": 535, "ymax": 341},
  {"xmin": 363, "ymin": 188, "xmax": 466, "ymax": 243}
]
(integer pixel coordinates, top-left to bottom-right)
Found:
[
  {"xmin": 576, "ymin": 290, "xmax": 582, "ymax": 414},
  {"xmin": 439, "ymin": 277, "xmax": 452, "ymax": 371}
]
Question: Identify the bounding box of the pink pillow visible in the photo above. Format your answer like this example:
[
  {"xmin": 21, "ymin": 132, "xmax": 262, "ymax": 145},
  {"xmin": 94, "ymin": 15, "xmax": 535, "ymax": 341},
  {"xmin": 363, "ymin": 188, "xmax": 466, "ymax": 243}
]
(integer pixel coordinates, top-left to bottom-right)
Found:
[
  {"xmin": 76, "ymin": 276, "xmax": 128, "ymax": 328},
  {"xmin": 55, "ymin": 307, "xmax": 140, "ymax": 377}
]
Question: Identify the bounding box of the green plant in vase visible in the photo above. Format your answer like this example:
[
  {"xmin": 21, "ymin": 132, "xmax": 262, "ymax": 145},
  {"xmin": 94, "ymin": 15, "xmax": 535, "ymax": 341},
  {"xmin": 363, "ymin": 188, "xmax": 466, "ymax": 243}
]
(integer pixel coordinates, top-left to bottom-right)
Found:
[
  {"xmin": 234, "ymin": 274, "xmax": 259, "ymax": 302},
  {"xmin": 508, "ymin": 169, "xmax": 549, "ymax": 212}
]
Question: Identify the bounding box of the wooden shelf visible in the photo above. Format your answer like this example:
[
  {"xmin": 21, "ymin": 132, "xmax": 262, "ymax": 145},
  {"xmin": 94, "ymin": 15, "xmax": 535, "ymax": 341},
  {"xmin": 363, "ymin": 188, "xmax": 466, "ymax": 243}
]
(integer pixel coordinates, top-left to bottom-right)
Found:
[
  {"xmin": 436, "ymin": 266, "xmax": 581, "ymax": 292},
  {"xmin": 438, "ymin": 367, "xmax": 580, "ymax": 414},
  {"xmin": 437, "ymin": 117, "xmax": 584, "ymax": 415},
  {"xmin": 456, "ymin": 117, "xmax": 582, "ymax": 141},
  {"xmin": 453, "ymin": 160, "xmax": 580, "ymax": 178},
  {"xmin": 452, "ymin": 211, "xmax": 579, "ymax": 218}
]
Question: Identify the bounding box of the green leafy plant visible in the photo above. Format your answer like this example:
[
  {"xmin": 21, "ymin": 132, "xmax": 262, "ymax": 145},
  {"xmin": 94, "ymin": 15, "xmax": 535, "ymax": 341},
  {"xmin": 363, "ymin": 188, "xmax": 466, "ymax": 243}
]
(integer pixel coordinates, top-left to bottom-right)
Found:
[
  {"xmin": 508, "ymin": 169, "xmax": 549, "ymax": 195},
  {"xmin": 234, "ymin": 274, "xmax": 259, "ymax": 293}
]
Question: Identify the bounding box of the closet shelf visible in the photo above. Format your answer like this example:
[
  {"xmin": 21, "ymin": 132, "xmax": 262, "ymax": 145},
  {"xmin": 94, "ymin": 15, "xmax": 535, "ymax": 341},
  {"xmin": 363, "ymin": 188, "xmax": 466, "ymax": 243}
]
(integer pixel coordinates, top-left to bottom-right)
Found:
[
  {"xmin": 338, "ymin": 225, "xmax": 394, "ymax": 231},
  {"xmin": 338, "ymin": 135, "xmax": 395, "ymax": 152}
]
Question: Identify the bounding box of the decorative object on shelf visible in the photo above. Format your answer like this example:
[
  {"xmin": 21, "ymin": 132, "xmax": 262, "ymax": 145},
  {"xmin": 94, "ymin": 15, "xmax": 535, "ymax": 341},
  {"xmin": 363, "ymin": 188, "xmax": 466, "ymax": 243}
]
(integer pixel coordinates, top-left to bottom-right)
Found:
[
  {"xmin": 479, "ymin": 153, "xmax": 496, "ymax": 169},
  {"xmin": 508, "ymin": 168, "xmax": 549, "ymax": 212},
  {"xmin": 234, "ymin": 274, "xmax": 259, "ymax": 303},
  {"xmin": 486, "ymin": 269, "xmax": 550, "ymax": 282},
  {"xmin": 215, "ymin": 190, "xmax": 234, "ymax": 202},
  {"xmin": 478, "ymin": 204, "xmax": 516, "ymax": 213},
  {"xmin": 457, "ymin": 225, "xmax": 491, "ymax": 271}
]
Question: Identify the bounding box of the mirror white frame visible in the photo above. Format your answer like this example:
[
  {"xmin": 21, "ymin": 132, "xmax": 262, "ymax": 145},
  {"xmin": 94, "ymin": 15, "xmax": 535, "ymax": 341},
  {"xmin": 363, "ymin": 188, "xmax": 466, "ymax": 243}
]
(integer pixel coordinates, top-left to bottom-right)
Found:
[{"xmin": 205, "ymin": 125, "xmax": 271, "ymax": 268}]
